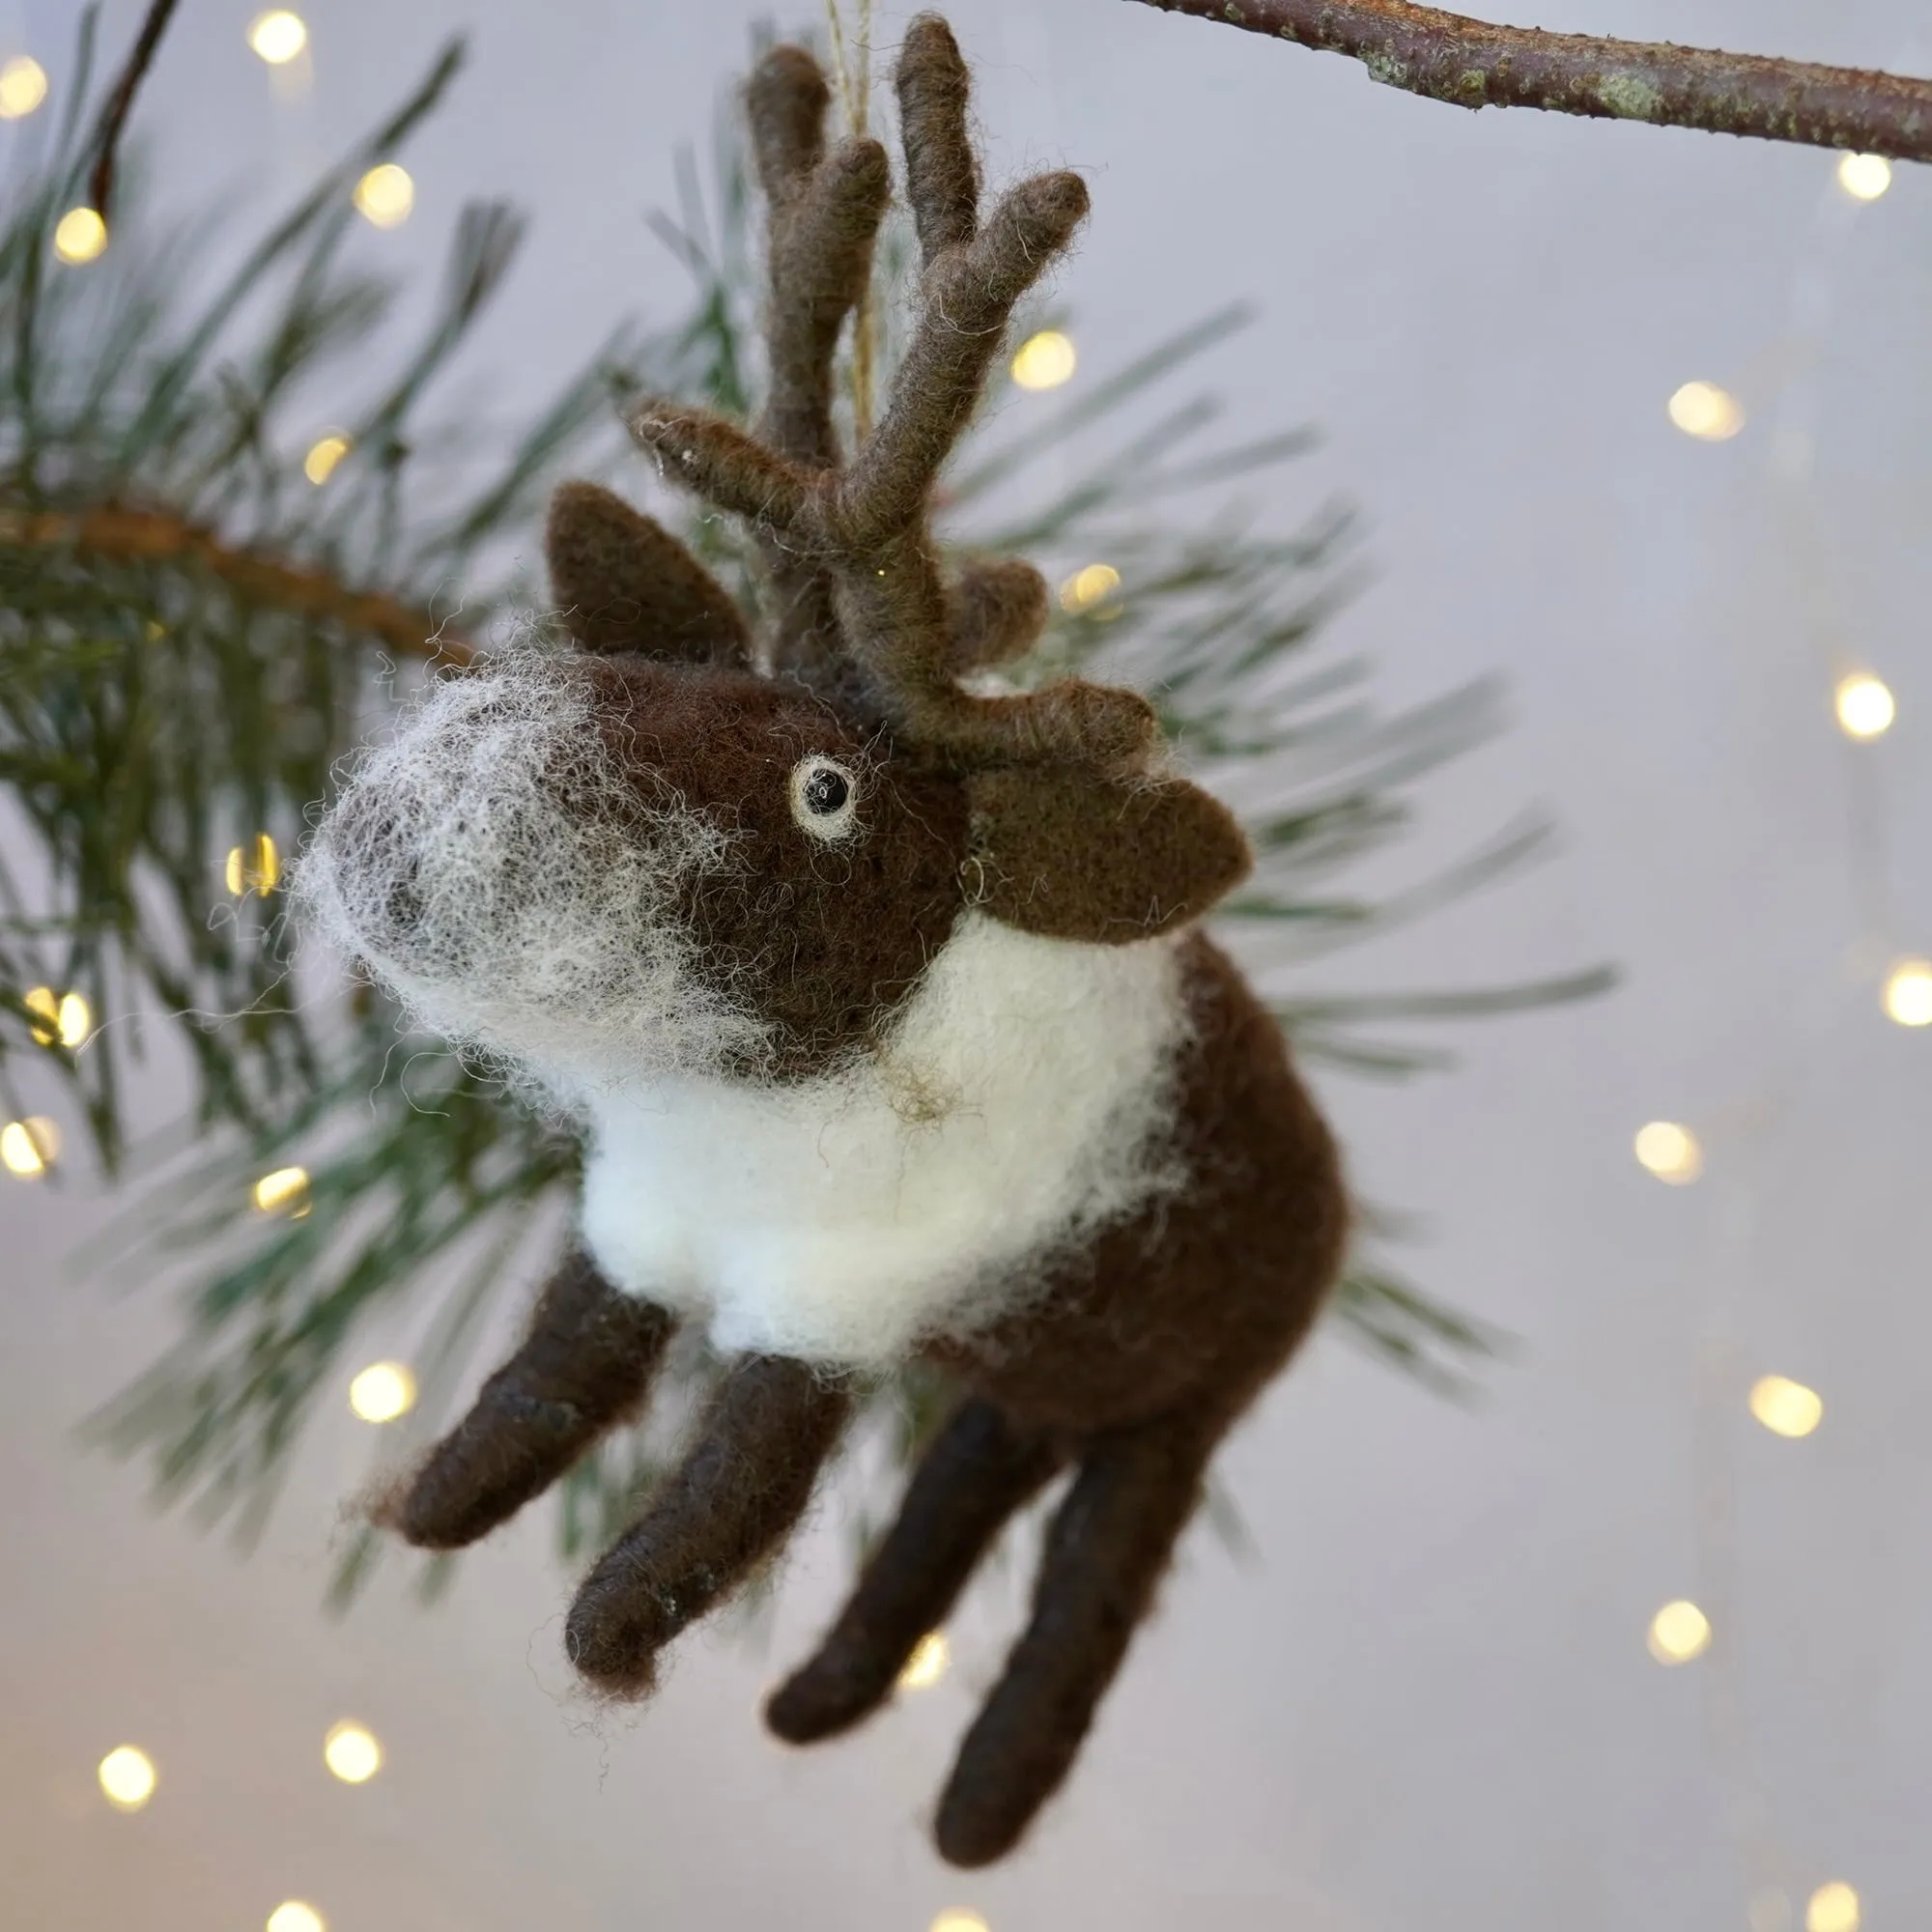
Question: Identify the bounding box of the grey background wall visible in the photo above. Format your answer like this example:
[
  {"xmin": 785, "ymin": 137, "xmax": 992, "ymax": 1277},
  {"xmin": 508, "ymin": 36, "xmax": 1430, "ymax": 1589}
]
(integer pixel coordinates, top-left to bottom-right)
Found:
[{"xmin": 4, "ymin": 2, "xmax": 1930, "ymax": 1928}]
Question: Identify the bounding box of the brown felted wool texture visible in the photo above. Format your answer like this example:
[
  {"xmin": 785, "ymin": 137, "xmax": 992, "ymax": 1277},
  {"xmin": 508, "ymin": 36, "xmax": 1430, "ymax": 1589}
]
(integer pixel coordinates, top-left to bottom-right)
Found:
[
  {"xmin": 933, "ymin": 1406, "xmax": 1219, "ymax": 1867},
  {"xmin": 631, "ymin": 16, "xmax": 1161, "ymax": 775},
  {"xmin": 745, "ymin": 44, "xmax": 889, "ymax": 683},
  {"xmin": 966, "ymin": 767, "xmax": 1255, "ymax": 943},
  {"xmin": 545, "ymin": 483, "xmax": 751, "ymax": 665},
  {"xmin": 346, "ymin": 14, "xmax": 1353, "ymax": 1869},
  {"xmin": 945, "ymin": 555, "xmax": 1049, "ymax": 670},
  {"xmin": 765, "ymin": 1398, "xmax": 1065, "ymax": 1745},
  {"xmin": 762, "ymin": 936, "xmax": 1346, "ymax": 1861},
  {"xmin": 563, "ymin": 1354, "xmax": 852, "ymax": 1697},
  {"xmin": 379, "ymin": 1248, "xmax": 674, "ymax": 1550},
  {"xmin": 895, "ymin": 15, "xmax": 980, "ymax": 261},
  {"xmin": 930, "ymin": 934, "xmax": 1349, "ymax": 1437},
  {"xmin": 578, "ymin": 655, "xmax": 969, "ymax": 1075}
]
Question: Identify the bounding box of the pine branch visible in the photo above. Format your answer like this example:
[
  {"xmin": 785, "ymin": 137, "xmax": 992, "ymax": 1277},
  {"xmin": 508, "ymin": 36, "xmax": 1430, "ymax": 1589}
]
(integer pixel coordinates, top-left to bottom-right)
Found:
[
  {"xmin": 0, "ymin": 508, "xmax": 465, "ymax": 660},
  {"xmin": 1131, "ymin": 0, "xmax": 1932, "ymax": 161}
]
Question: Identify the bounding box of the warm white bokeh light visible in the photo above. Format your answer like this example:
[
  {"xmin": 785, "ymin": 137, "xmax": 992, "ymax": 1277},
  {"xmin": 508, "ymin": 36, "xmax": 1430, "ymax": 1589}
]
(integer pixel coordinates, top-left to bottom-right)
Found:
[
  {"xmin": 0, "ymin": 53, "xmax": 49, "ymax": 119},
  {"xmin": 1806, "ymin": 1883, "xmax": 1861, "ymax": 1932},
  {"xmin": 349, "ymin": 1360, "xmax": 417, "ymax": 1423},
  {"xmin": 303, "ymin": 434, "xmax": 350, "ymax": 486},
  {"xmin": 930, "ymin": 1914, "xmax": 990, "ymax": 1932},
  {"xmin": 247, "ymin": 11, "xmax": 309, "ymax": 64},
  {"xmin": 323, "ymin": 1720, "xmax": 384, "ymax": 1784},
  {"xmin": 1749, "ymin": 1375, "xmax": 1824, "ymax": 1439},
  {"xmin": 23, "ymin": 985, "xmax": 89, "ymax": 1047},
  {"xmin": 1, "ymin": 1116, "xmax": 60, "ymax": 1178},
  {"xmin": 1647, "ymin": 1599, "xmax": 1712, "ymax": 1664},
  {"xmin": 1633, "ymin": 1120, "xmax": 1701, "ymax": 1183},
  {"xmin": 1836, "ymin": 153, "xmax": 1891, "ymax": 201},
  {"xmin": 1059, "ymin": 562, "xmax": 1122, "ymax": 612},
  {"xmin": 1010, "ymin": 329, "xmax": 1075, "ymax": 390},
  {"xmin": 1667, "ymin": 380, "xmax": 1744, "ymax": 440},
  {"xmin": 1834, "ymin": 672, "xmax": 1895, "ymax": 740},
  {"xmin": 24, "ymin": 985, "xmax": 59, "ymax": 1043},
  {"xmin": 267, "ymin": 1903, "xmax": 326, "ymax": 1932},
  {"xmin": 354, "ymin": 164, "xmax": 414, "ymax": 228},
  {"xmin": 53, "ymin": 207, "xmax": 107, "ymax": 264},
  {"xmin": 252, "ymin": 1165, "xmax": 312, "ymax": 1217},
  {"xmin": 1883, "ymin": 957, "xmax": 1932, "ymax": 1027},
  {"xmin": 226, "ymin": 833, "xmax": 282, "ymax": 895},
  {"xmin": 98, "ymin": 1746, "xmax": 157, "ymax": 1810},
  {"xmin": 897, "ymin": 1631, "xmax": 951, "ymax": 1690}
]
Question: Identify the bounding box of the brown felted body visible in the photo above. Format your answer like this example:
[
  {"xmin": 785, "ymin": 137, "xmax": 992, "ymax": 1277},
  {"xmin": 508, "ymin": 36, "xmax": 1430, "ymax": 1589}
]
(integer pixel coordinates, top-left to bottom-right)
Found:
[
  {"xmin": 766, "ymin": 934, "xmax": 1345, "ymax": 1862},
  {"xmin": 334, "ymin": 13, "xmax": 1352, "ymax": 1869},
  {"xmin": 934, "ymin": 933, "xmax": 1345, "ymax": 1435}
]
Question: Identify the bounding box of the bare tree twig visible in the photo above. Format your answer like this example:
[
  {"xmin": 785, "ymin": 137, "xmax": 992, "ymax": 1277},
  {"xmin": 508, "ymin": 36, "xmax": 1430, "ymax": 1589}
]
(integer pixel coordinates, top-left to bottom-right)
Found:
[
  {"xmin": 88, "ymin": 0, "xmax": 182, "ymax": 220},
  {"xmin": 1129, "ymin": 0, "xmax": 1932, "ymax": 162},
  {"xmin": 1, "ymin": 507, "xmax": 468, "ymax": 660}
]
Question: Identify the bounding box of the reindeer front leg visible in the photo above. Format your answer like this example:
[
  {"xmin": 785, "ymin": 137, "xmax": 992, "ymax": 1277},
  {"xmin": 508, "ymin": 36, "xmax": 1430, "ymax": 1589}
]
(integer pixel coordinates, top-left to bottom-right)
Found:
[
  {"xmin": 380, "ymin": 1248, "xmax": 674, "ymax": 1550},
  {"xmin": 564, "ymin": 1355, "xmax": 852, "ymax": 1698}
]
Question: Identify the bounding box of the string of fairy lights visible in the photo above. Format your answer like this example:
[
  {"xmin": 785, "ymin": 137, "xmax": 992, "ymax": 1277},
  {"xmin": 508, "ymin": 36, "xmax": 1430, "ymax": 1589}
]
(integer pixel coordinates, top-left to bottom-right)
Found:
[
  {"xmin": 0, "ymin": 10, "xmax": 1076, "ymax": 1929},
  {"xmin": 1623, "ymin": 137, "xmax": 1924, "ymax": 1932}
]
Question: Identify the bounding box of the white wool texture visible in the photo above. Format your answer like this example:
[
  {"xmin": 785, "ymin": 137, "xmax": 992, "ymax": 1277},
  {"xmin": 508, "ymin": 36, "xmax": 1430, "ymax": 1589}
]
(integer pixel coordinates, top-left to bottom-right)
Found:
[
  {"xmin": 292, "ymin": 651, "xmax": 772, "ymax": 1092},
  {"xmin": 580, "ymin": 913, "xmax": 1193, "ymax": 1368}
]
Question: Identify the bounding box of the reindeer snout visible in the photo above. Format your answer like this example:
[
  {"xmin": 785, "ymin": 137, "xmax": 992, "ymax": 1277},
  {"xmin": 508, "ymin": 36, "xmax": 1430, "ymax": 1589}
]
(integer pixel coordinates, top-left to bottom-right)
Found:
[{"xmin": 321, "ymin": 789, "xmax": 428, "ymax": 952}]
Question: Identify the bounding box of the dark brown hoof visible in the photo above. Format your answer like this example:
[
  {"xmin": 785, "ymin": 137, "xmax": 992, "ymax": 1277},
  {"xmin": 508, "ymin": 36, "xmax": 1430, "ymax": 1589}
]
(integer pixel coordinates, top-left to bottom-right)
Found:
[
  {"xmin": 368, "ymin": 1464, "xmax": 475, "ymax": 1552},
  {"xmin": 763, "ymin": 1655, "xmax": 882, "ymax": 1746},
  {"xmin": 562, "ymin": 1609, "xmax": 662, "ymax": 1700},
  {"xmin": 371, "ymin": 1440, "xmax": 549, "ymax": 1552},
  {"xmin": 933, "ymin": 1789, "xmax": 1027, "ymax": 1870},
  {"xmin": 563, "ymin": 1569, "xmax": 686, "ymax": 1699}
]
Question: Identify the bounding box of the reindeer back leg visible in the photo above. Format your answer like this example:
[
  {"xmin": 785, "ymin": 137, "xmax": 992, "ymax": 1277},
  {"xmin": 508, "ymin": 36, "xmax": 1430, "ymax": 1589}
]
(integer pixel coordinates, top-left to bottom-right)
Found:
[
  {"xmin": 377, "ymin": 1249, "xmax": 673, "ymax": 1550},
  {"xmin": 767, "ymin": 1397, "xmax": 1064, "ymax": 1746},
  {"xmin": 932, "ymin": 1403, "xmax": 1221, "ymax": 1868}
]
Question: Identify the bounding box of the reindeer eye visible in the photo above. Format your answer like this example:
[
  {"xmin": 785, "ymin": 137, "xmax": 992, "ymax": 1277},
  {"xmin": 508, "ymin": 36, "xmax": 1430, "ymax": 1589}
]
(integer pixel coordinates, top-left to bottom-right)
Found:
[{"xmin": 788, "ymin": 754, "xmax": 860, "ymax": 840}]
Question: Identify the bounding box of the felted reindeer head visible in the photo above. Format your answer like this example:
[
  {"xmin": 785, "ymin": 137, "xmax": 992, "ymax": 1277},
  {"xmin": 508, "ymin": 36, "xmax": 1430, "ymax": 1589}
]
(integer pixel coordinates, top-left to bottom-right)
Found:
[{"xmin": 299, "ymin": 17, "xmax": 1250, "ymax": 1098}]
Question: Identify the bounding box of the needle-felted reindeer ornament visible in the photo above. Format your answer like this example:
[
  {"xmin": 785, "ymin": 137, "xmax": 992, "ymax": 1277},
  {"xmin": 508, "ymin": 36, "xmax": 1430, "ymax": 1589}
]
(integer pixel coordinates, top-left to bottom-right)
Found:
[{"xmin": 296, "ymin": 14, "xmax": 1349, "ymax": 1867}]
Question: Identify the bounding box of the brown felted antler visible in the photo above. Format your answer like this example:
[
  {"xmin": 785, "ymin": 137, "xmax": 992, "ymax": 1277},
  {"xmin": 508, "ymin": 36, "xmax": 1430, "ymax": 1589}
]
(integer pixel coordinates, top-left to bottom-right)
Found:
[
  {"xmin": 944, "ymin": 554, "xmax": 1051, "ymax": 672},
  {"xmin": 745, "ymin": 45, "xmax": 890, "ymax": 683},
  {"xmin": 633, "ymin": 14, "xmax": 1157, "ymax": 772}
]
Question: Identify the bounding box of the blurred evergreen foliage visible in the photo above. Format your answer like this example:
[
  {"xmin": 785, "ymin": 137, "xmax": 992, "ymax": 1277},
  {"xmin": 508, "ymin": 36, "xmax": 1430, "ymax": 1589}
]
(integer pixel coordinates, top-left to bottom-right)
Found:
[{"xmin": 0, "ymin": 18, "xmax": 1607, "ymax": 1599}]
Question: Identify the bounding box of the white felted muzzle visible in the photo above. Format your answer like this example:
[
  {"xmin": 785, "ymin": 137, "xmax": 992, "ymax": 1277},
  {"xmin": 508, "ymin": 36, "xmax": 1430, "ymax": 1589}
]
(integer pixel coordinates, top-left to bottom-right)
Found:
[{"xmin": 293, "ymin": 651, "xmax": 773, "ymax": 1098}]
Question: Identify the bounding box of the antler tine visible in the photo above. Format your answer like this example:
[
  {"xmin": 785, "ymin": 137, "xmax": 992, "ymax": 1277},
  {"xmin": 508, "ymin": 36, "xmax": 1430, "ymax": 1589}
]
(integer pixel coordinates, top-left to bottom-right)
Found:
[
  {"xmin": 946, "ymin": 557, "xmax": 1048, "ymax": 671},
  {"xmin": 743, "ymin": 43, "xmax": 890, "ymax": 681},
  {"xmin": 752, "ymin": 43, "xmax": 891, "ymax": 469},
  {"xmin": 746, "ymin": 44, "xmax": 827, "ymax": 208},
  {"xmin": 759, "ymin": 140, "xmax": 890, "ymax": 465},
  {"xmin": 897, "ymin": 14, "xmax": 980, "ymax": 265},
  {"xmin": 630, "ymin": 402, "xmax": 810, "ymax": 532},
  {"xmin": 838, "ymin": 170, "xmax": 1088, "ymax": 549}
]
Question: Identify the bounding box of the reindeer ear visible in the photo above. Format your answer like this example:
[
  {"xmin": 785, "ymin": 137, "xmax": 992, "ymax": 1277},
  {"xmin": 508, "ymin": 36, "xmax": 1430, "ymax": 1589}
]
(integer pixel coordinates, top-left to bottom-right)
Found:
[
  {"xmin": 546, "ymin": 481, "xmax": 753, "ymax": 666},
  {"xmin": 964, "ymin": 766, "xmax": 1252, "ymax": 944}
]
